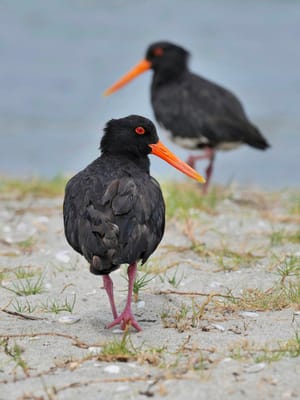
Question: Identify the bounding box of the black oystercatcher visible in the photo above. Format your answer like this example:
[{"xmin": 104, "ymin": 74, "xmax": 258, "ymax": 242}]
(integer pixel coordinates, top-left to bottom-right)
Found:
[
  {"xmin": 63, "ymin": 115, "xmax": 205, "ymax": 331},
  {"xmin": 104, "ymin": 41, "xmax": 270, "ymax": 191}
]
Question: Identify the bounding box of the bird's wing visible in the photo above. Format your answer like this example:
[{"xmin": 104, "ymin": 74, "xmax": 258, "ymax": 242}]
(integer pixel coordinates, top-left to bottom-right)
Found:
[
  {"xmin": 63, "ymin": 167, "xmax": 165, "ymax": 273},
  {"xmin": 153, "ymin": 73, "xmax": 263, "ymax": 147},
  {"xmin": 185, "ymin": 74, "xmax": 248, "ymax": 121}
]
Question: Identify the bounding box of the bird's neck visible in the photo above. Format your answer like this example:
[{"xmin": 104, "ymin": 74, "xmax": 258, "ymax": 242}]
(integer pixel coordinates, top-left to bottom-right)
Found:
[
  {"xmin": 152, "ymin": 63, "xmax": 188, "ymax": 88},
  {"xmin": 102, "ymin": 153, "xmax": 151, "ymax": 174}
]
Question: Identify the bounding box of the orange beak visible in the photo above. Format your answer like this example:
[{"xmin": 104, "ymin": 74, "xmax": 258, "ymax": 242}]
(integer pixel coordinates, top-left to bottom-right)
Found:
[
  {"xmin": 104, "ymin": 59, "xmax": 151, "ymax": 96},
  {"xmin": 149, "ymin": 141, "xmax": 206, "ymax": 183}
]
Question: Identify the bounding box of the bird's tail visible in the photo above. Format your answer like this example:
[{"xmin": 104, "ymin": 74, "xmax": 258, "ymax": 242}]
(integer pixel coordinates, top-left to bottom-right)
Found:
[
  {"xmin": 244, "ymin": 123, "xmax": 270, "ymax": 150},
  {"xmin": 90, "ymin": 254, "xmax": 119, "ymax": 276}
]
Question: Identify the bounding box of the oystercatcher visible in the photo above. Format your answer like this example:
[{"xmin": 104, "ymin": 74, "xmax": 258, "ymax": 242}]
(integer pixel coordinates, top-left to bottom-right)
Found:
[
  {"xmin": 104, "ymin": 41, "xmax": 270, "ymax": 191},
  {"xmin": 63, "ymin": 115, "xmax": 205, "ymax": 331}
]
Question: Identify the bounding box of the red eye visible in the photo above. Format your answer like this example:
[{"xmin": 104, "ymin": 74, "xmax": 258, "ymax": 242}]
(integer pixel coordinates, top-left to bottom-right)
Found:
[
  {"xmin": 153, "ymin": 47, "xmax": 164, "ymax": 56},
  {"xmin": 135, "ymin": 126, "xmax": 145, "ymax": 135}
]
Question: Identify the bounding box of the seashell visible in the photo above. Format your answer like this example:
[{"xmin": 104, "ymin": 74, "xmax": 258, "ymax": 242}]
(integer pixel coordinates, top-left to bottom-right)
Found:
[
  {"xmin": 58, "ymin": 315, "xmax": 80, "ymax": 324},
  {"xmin": 211, "ymin": 323, "xmax": 225, "ymax": 331},
  {"xmin": 244, "ymin": 363, "xmax": 266, "ymax": 373},
  {"xmin": 112, "ymin": 329, "xmax": 124, "ymax": 334}
]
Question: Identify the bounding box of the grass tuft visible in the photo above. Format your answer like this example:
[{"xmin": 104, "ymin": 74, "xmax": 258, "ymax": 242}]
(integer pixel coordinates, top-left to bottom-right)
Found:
[
  {"xmin": 2, "ymin": 275, "xmax": 44, "ymax": 296},
  {"xmin": 229, "ymin": 333, "xmax": 300, "ymax": 363},
  {"xmin": 41, "ymin": 295, "xmax": 76, "ymax": 314}
]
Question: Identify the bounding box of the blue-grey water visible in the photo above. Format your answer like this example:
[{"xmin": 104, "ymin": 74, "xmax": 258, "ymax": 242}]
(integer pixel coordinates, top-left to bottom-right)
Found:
[{"xmin": 0, "ymin": 0, "xmax": 299, "ymax": 188}]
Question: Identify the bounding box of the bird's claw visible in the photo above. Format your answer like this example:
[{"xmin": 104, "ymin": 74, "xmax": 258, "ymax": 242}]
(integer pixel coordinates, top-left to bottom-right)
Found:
[{"xmin": 106, "ymin": 312, "xmax": 142, "ymax": 332}]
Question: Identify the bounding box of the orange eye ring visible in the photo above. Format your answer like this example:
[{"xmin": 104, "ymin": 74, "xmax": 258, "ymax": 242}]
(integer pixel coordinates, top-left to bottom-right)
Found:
[{"xmin": 135, "ymin": 126, "xmax": 145, "ymax": 135}]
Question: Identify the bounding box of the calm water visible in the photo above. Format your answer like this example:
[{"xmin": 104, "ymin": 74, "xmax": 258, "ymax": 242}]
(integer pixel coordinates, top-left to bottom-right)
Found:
[{"xmin": 0, "ymin": 0, "xmax": 299, "ymax": 188}]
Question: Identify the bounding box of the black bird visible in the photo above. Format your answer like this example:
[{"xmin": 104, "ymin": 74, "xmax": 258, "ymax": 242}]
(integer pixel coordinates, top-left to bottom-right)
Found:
[
  {"xmin": 104, "ymin": 41, "xmax": 270, "ymax": 191},
  {"xmin": 63, "ymin": 115, "xmax": 204, "ymax": 331}
]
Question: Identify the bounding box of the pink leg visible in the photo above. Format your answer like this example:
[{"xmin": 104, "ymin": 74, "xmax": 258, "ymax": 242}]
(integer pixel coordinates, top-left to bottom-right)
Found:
[
  {"xmin": 187, "ymin": 148, "xmax": 215, "ymax": 193},
  {"xmin": 186, "ymin": 148, "xmax": 214, "ymax": 169},
  {"xmin": 203, "ymin": 151, "xmax": 215, "ymax": 194},
  {"xmin": 106, "ymin": 263, "xmax": 142, "ymax": 332},
  {"xmin": 102, "ymin": 275, "xmax": 118, "ymax": 319}
]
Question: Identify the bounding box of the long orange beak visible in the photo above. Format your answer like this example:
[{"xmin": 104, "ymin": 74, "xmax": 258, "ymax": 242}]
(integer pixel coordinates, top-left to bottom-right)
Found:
[
  {"xmin": 149, "ymin": 141, "xmax": 206, "ymax": 183},
  {"xmin": 104, "ymin": 59, "xmax": 151, "ymax": 96}
]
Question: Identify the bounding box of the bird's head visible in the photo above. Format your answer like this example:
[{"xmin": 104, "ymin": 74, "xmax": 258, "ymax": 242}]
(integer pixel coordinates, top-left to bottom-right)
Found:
[
  {"xmin": 103, "ymin": 41, "xmax": 189, "ymax": 95},
  {"xmin": 100, "ymin": 115, "xmax": 205, "ymax": 183},
  {"xmin": 101, "ymin": 115, "xmax": 159, "ymax": 157}
]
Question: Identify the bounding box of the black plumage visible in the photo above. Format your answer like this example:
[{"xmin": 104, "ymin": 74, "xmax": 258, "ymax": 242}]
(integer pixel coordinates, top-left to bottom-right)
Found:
[
  {"xmin": 63, "ymin": 115, "xmax": 204, "ymax": 331},
  {"xmin": 105, "ymin": 41, "xmax": 270, "ymax": 191}
]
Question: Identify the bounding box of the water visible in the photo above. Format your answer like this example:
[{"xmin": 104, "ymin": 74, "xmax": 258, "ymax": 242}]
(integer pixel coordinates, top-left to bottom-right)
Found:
[{"xmin": 0, "ymin": 0, "xmax": 299, "ymax": 188}]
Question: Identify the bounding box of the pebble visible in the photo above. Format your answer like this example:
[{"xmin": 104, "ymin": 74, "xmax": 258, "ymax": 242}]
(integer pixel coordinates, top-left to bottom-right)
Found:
[
  {"xmin": 44, "ymin": 283, "xmax": 52, "ymax": 290},
  {"xmin": 115, "ymin": 385, "xmax": 129, "ymax": 392},
  {"xmin": 293, "ymin": 311, "xmax": 300, "ymax": 316},
  {"xmin": 57, "ymin": 315, "xmax": 80, "ymax": 324},
  {"xmin": 34, "ymin": 216, "xmax": 49, "ymax": 224},
  {"xmin": 55, "ymin": 250, "xmax": 71, "ymax": 263},
  {"xmin": 136, "ymin": 300, "xmax": 145, "ymax": 309},
  {"xmin": 104, "ymin": 365, "xmax": 120, "ymax": 374}
]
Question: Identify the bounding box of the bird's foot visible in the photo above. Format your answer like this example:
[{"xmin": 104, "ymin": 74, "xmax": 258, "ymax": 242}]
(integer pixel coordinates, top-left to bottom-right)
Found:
[{"xmin": 106, "ymin": 309, "xmax": 142, "ymax": 332}]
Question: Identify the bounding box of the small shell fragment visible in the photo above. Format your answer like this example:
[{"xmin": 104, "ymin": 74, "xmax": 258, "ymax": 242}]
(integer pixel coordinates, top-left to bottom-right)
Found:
[
  {"xmin": 58, "ymin": 315, "xmax": 80, "ymax": 324},
  {"xmin": 211, "ymin": 323, "xmax": 226, "ymax": 332},
  {"xmin": 244, "ymin": 363, "xmax": 266, "ymax": 373},
  {"xmin": 112, "ymin": 329, "xmax": 124, "ymax": 334},
  {"xmin": 104, "ymin": 365, "xmax": 120, "ymax": 374},
  {"xmin": 239, "ymin": 311, "xmax": 259, "ymax": 318},
  {"xmin": 86, "ymin": 289, "xmax": 97, "ymax": 296},
  {"xmin": 88, "ymin": 346, "xmax": 102, "ymax": 355}
]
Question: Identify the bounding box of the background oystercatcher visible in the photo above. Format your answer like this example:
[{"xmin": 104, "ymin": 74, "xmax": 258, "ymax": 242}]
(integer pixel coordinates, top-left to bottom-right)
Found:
[
  {"xmin": 104, "ymin": 41, "xmax": 270, "ymax": 191},
  {"xmin": 63, "ymin": 115, "xmax": 204, "ymax": 331}
]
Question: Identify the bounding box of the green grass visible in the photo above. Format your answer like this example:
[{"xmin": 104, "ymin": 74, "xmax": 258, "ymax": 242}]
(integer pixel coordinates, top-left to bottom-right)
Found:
[
  {"xmin": 16, "ymin": 237, "xmax": 36, "ymax": 251},
  {"xmin": 229, "ymin": 333, "xmax": 300, "ymax": 363},
  {"xmin": 221, "ymin": 280, "xmax": 300, "ymax": 312},
  {"xmin": 276, "ymin": 255, "xmax": 300, "ymax": 283},
  {"xmin": 1, "ymin": 339, "xmax": 29, "ymax": 376},
  {"xmin": 161, "ymin": 182, "xmax": 229, "ymax": 218},
  {"xmin": 14, "ymin": 266, "xmax": 38, "ymax": 280},
  {"xmin": 0, "ymin": 175, "xmax": 67, "ymax": 198},
  {"xmin": 2, "ymin": 275, "xmax": 44, "ymax": 296},
  {"xmin": 288, "ymin": 193, "xmax": 300, "ymax": 215},
  {"xmin": 270, "ymin": 228, "xmax": 300, "ymax": 246},
  {"xmin": 161, "ymin": 300, "xmax": 202, "ymax": 332},
  {"xmin": 100, "ymin": 332, "xmax": 136, "ymax": 359},
  {"xmin": 12, "ymin": 297, "xmax": 37, "ymax": 313},
  {"xmin": 41, "ymin": 295, "xmax": 76, "ymax": 314}
]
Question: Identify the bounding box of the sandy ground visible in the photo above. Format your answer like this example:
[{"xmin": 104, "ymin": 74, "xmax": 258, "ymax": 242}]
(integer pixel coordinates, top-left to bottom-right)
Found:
[{"xmin": 0, "ymin": 186, "xmax": 299, "ymax": 399}]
